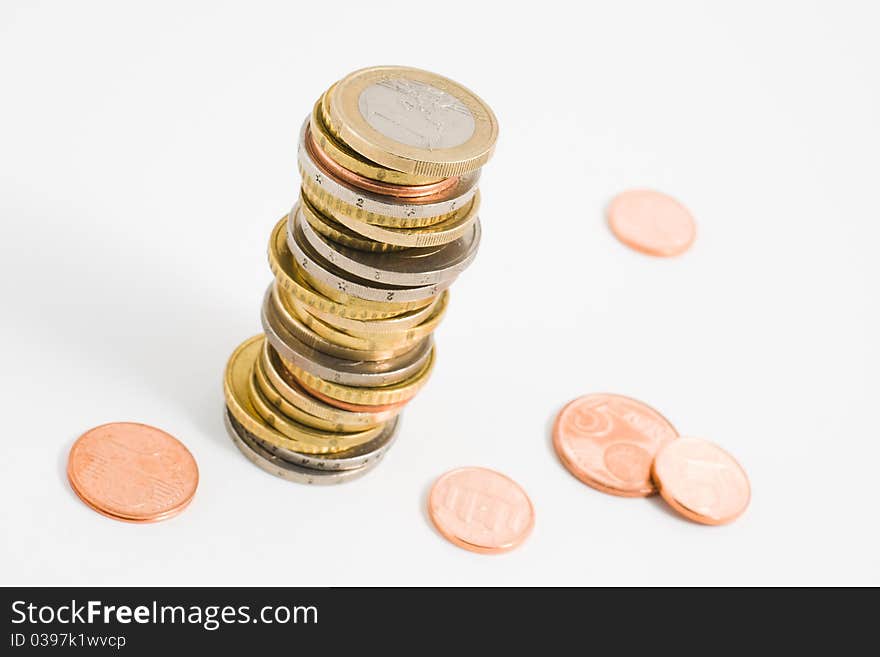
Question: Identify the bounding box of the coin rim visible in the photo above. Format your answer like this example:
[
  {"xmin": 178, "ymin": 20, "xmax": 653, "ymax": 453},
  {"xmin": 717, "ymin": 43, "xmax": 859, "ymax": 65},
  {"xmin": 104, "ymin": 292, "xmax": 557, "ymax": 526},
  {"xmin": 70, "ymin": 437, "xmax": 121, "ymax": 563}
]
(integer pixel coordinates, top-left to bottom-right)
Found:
[
  {"xmin": 262, "ymin": 293, "xmax": 434, "ymax": 387},
  {"xmin": 288, "ymin": 208, "xmax": 447, "ymax": 304},
  {"xmin": 260, "ymin": 341, "xmax": 400, "ymax": 427},
  {"xmin": 269, "ymin": 215, "xmax": 419, "ymax": 320},
  {"xmin": 223, "ymin": 409, "xmax": 383, "ymax": 484},
  {"xmin": 282, "ymin": 345, "xmax": 435, "ymax": 406},
  {"xmin": 298, "ymin": 201, "xmax": 481, "ymax": 287}
]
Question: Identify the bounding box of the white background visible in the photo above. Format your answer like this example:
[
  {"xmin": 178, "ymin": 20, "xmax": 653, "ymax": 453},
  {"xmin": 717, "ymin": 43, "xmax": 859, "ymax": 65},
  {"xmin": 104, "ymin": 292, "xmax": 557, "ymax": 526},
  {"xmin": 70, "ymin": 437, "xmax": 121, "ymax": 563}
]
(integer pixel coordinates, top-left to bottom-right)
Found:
[{"xmin": 1, "ymin": 1, "xmax": 877, "ymax": 587}]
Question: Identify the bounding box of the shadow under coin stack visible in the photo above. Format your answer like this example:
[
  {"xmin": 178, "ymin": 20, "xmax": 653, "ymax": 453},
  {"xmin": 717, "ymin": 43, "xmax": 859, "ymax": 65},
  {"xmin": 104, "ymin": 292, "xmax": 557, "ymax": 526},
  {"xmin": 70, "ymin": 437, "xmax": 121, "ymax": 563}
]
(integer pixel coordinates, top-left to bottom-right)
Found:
[{"xmin": 223, "ymin": 66, "xmax": 498, "ymax": 484}]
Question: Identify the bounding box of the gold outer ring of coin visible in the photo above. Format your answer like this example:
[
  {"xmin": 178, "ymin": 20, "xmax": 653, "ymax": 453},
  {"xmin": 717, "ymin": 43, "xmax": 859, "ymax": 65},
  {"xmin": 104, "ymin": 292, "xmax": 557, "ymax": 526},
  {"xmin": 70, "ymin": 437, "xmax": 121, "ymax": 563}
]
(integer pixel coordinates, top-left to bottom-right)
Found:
[
  {"xmin": 287, "ymin": 286, "xmax": 444, "ymax": 337},
  {"xmin": 309, "ymin": 107, "xmax": 457, "ymax": 197},
  {"xmin": 260, "ymin": 342, "xmax": 400, "ymax": 428},
  {"xmin": 300, "ymin": 194, "xmax": 407, "ymax": 253},
  {"xmin": 287, "ymin": 208, "xmax": 443, "ymax": 309},
  {"xmin": 247, "ymin": 368, "xmax": 384, "ymax": 445},
  {"xmin": 224, "ymin": 335, "xmax": 383, "ymax": 455},
  {"xmin": 268, "ymin": 216, "xmax": 416, "ymax": 321},
  {"xmin": 325, "ymin": 66, "xmax": 498, "ymax": 178},
  {"xmin": 315, "ymin": 87, "xmax": 445, "ymax": 186},
  {"xmin": 269, "ymin": 283, "xmax": 419, "ymax": 361},
  {"xmin": 300, "ymin": 180, "xmax": 481, "ymax": 249},
  {"xmin": 282, "ymin": 286, "xmax": 448, "ymax": 352},
  {"xmin": 281, "ymin": 346, "xmax": 435, "ymax": 406}
]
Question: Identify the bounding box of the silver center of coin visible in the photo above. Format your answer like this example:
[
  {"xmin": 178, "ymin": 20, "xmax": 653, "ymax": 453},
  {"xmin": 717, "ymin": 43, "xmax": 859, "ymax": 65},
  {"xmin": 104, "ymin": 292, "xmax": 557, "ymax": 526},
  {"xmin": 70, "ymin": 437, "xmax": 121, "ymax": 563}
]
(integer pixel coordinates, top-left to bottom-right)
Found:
[{"xmin": 358, "ymin": 78, "xmax": 475, "ymax": 151}]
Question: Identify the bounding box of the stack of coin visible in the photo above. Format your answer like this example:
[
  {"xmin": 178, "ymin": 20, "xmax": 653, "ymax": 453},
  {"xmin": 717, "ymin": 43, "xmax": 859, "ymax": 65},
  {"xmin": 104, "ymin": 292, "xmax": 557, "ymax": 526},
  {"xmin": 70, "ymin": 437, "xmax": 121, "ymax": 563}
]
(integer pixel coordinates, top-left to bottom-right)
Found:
[{"xmin": 224, "ymin": 66, "xmax": 498, "ymax": 484}]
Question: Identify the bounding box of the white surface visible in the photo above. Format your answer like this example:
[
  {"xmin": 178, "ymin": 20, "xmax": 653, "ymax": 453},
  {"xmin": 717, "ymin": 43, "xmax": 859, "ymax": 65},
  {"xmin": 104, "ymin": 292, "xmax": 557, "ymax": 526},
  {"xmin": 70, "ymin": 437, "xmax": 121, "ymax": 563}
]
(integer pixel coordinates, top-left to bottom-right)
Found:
[{"xmin": 1, "ymin": 0, "xmax": 878, "ymax": 587}]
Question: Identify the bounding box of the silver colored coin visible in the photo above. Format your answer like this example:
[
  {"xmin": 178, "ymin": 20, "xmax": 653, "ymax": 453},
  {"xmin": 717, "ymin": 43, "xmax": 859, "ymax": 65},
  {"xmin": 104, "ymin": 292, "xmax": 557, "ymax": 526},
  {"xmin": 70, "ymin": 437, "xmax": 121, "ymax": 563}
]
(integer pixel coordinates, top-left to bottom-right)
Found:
[
  {"xmin": 261, "ymin": 294, "xmax": 433, "ymax": 387},
  {"xmin": 297, "ymin": 119, "xmax": 479, "ymax": 221},
  {"xmin": 250, "ymin": 412, "xmax": 400, "ymax": 471},
  {"xmin": 224, "ymin": 410, "xmax": 385, "ymax": 484},
  {"xmin": 264, "ymin": 284, "xmax": 419, "ymax": 362},
  {"xmin": 287, "ymin": 208, "xmax": 445, "ymax": 303},
  {"xmin": 298, "ymin": 200, "xmax": 481, "ymax": 287},
  {"xmin": 358, "ymin": 79, "xmax": 476, "ymax": 150}
]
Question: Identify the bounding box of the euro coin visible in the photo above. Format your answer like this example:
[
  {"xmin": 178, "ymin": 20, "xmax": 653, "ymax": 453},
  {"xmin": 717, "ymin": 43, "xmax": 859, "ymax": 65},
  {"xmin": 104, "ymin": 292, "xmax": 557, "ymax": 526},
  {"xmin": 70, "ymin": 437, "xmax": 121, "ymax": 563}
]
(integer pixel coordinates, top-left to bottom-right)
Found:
[
  {"xmin": 553, "ymin": 394, "xmax": 679, "ymax": 497},
  {"xmin": 652, "ymin": 437, "xmax": 750, "ymax": 525},
  {"xmin": 428, "ymin": 467, "xmax": 534, "ymax": 554},
  {"xmin": 68, "ymin": 423, "xmax": 198, "ymax": 523},
  {"xmin": 607, "ymin": 189, "xmax": 696, "ymax": 257},
  {"xmin": 325, "ymin": 66, "xmax": 498, "ymax": 177}
]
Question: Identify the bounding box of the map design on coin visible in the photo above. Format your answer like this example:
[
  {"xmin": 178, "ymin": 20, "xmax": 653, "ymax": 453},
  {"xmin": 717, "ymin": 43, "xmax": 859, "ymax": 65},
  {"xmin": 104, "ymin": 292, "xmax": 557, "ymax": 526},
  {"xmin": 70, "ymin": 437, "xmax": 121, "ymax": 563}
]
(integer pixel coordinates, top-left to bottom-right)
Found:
[
  {"xmin": 429, "ymin": 467, "xmax": 534, "ymax": 554},
  {"xmin": 553, "ymin": 394, "xmax": 678, "ymax": 497},
  {"xmin": 68, "ymin": 423, "xmax": 198, "ymax": 521},
  {"xmin": 358, "ymin": 78, "xmax": 475, "ymax": 151},
  {"xmin": 652, "ymin": 437, "xmax": 750, "ymax": 525}
]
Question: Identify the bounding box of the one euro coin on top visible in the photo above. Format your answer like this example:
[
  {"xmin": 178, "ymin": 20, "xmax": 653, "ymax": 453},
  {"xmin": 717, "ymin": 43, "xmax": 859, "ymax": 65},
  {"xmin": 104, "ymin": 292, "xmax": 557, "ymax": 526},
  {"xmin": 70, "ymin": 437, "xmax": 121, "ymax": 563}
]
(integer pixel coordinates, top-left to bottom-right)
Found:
[{"xmin": 324, "ymin": 66, "xmax": 498, "ymax": 179}]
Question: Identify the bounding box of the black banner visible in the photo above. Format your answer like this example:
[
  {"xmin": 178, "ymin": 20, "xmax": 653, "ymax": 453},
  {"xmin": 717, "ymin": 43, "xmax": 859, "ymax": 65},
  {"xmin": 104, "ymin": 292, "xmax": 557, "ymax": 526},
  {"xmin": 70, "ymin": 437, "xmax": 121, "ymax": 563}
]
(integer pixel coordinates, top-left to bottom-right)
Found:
[{"xmin": 0, "ymin": 586, "xmax": 859, "ymax": 653}]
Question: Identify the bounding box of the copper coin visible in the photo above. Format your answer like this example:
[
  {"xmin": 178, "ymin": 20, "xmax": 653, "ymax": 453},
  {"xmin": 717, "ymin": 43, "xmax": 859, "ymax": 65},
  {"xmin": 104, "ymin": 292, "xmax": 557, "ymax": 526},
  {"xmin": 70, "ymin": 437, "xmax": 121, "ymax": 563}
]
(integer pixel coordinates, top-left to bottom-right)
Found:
[
  {"xmin": 652, "ymin": 437, "xmax": 750, "ymax": 525},
  {"xmin": 428, "ymin": 467, "xmax": 534, "ymax": 555},
  {"xmin": 67, "ymin": 422, "xmax": 198, "ymax": 523},
  {"xmin": 305, "ymin": 125, "xmax": 460, "ymax": 200},
  {"xmin": 553, "ymin": 393, "xmax": 678, "ymax": 497},
  {"xmin": 607, "ymin": 189, "xmax": 696, "ymax": 256}
]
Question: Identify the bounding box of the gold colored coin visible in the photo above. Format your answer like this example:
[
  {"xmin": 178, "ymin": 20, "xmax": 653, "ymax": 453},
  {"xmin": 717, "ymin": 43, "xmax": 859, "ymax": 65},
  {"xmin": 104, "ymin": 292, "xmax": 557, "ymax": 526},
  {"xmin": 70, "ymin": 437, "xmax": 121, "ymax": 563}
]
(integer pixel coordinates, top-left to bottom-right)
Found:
[
  {"xmin": 269, "ymin": 283, "xmax": 418, "ymax": 360},
  {"xmin": 300, "ymin": 180, "xmax": 481, "ymax": 248},
  {"xmin": 281, "ymin": 287, "xmax": 422, "ymax": 352},
  {"xmin": 260, "ymin": 342, "xmax": 399, "ymax": 429},
  {"xmin": 289, "ymin": 287, "xmax": 445, "ymax": 338},
  {"xmin": 247, "ymin": 368, "xmax": 384, "ymax": 445},
  {"xmin": 287, "ymin": 285, "xmax": 449, "ymax": 350},
  {"xmin": 268, "ymin": 216, "xmax": 414, "ymax": 320},
  {"xmin": 223, "ymin": 335, "xmax": 381, "ymax": 454},
  {"xmin": 282, "ymin": 346, "xmax": 436, "ymax": 406},
  {"xmin": 311, "ymin": 91, "xmax": 445, "ymax": 187},
  {"xmin": 325, "ymin": 66, "xmax": 498, "ymax": 178},
  {"xmin": 252, "ymin": 352, "xmax": 372, "ymax": 433},
  {"xmin": 300, "ymin": 194, "xmax": 406, "ymax": 253}
]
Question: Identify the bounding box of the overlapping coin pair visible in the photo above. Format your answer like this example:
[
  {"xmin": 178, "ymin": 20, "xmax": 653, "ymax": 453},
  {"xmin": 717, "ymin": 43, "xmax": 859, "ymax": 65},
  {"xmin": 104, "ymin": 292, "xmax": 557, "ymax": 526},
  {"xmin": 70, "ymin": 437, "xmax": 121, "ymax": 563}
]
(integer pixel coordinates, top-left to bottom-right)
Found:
[
  {"xmin": 554, "ymin": 394, "xmax": 751, "ymax": 525},
  {"xmin": 223, "ymin": 66, "xmax": 499, "ymax": 483}
]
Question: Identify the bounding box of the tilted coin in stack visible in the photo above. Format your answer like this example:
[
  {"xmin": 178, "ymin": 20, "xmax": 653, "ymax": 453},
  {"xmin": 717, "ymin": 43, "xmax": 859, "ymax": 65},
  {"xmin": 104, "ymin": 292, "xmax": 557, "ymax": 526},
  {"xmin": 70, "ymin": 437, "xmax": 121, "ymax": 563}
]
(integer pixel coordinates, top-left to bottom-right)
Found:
[{"xmin": 224, "ymin": 66, "xmax": 498, "ymax": 484}]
